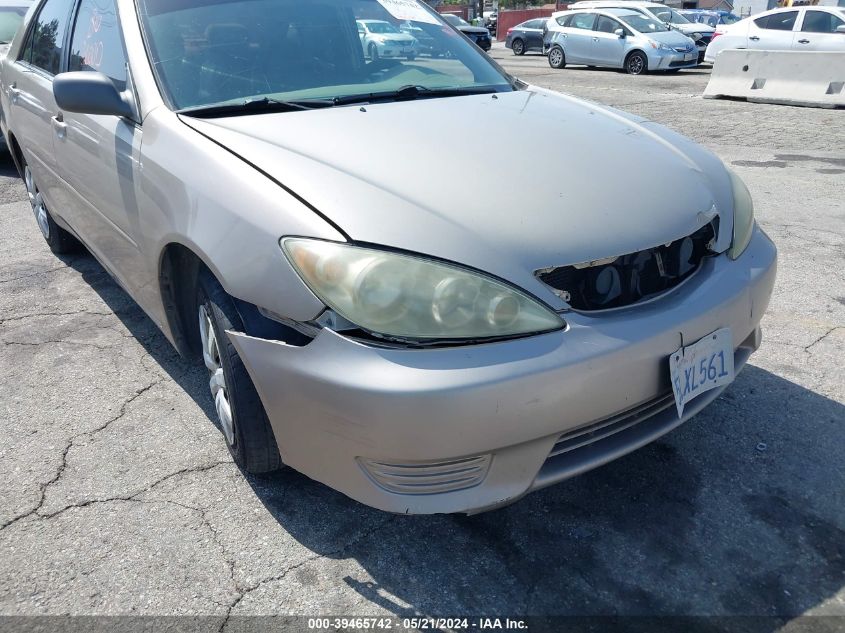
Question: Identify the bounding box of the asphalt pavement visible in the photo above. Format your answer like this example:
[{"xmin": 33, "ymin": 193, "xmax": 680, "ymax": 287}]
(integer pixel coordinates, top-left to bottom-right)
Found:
[{"xmin": 0, "ymin": 43, "xmax": 842, "ymax": 629}]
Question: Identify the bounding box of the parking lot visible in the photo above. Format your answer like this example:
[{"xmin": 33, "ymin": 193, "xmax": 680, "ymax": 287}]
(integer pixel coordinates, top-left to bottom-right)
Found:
[{"xmin": 0, "ymin": 41, "xmax": 843, "ymax": 628}]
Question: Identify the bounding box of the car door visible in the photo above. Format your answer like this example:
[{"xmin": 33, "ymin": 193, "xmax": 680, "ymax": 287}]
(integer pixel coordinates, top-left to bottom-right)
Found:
[
  {"xmin": 563, "ymin": 12, "xmax": 597, "ymax": 63},
  {"xmin": 50, "ymin": 0, "xmax": 145, "ymax": 287},
  {"xmin": 748, "ymin": 10, "xmax": 799, "ymax": 51},
  {"xmin": 525, "ymin": 19, "xmax": 545, "ymax": 50},
  {"xmin": 7, "ymin": 0, "xmax": 76, "ymax": 221},
  {"xmin": 592, "ymin": 14, "xmax": 628, "ymax": 67},
  {"xmin": 793, "ymin": 9, "xmax": 845, "ymax": 51}
]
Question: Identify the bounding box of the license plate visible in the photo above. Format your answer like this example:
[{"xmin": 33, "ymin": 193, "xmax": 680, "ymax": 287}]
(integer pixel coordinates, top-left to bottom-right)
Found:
[
  {"xmin": 669, "ymin": 328, "xmax": 734, "ymax": 417},
  {"xmin": 685, "ymin": 53, "xmax": 695, "ymax": 61}
]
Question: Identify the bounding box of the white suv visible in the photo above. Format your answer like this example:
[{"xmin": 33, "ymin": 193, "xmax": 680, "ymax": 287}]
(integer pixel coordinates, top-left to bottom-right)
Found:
[
  {"xmin": 704, "ymin": 6, "xmax": 845, "ymax": 63},
  {"xmin": 566, "ymin": 1, "xmax": 715, "ymax": 61}
]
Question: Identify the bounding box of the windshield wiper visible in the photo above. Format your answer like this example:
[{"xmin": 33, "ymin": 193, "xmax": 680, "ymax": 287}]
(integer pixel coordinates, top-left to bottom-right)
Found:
[
  {"xmin": 331, "ymin": 85, "xmax": 499, "ymax": 106},
  {"xmin": 177, "ymin": 96, "xmax": 335, "ymax": 118}
]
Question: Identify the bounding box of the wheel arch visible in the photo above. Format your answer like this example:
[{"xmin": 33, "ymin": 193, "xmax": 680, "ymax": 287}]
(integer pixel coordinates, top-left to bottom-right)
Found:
[{"xmin": 7, "ymin": 132, "xmax": 25, "ymax": 178}]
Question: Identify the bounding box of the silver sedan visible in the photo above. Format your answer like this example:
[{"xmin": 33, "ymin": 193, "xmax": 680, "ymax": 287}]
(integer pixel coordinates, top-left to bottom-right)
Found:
[
  {"xmin": 1, "ymin": 0, "xmax": 775, "ymax": 514},
  {"xmin": 547, "ymin": 9, "xmax": 699, "ymax": 74}
]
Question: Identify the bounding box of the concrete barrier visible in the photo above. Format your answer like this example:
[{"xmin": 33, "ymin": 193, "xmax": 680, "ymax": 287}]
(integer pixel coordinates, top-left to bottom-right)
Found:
[{"xmin": 704, "ymin": 50, "xmax": 845, "ymax": 109}]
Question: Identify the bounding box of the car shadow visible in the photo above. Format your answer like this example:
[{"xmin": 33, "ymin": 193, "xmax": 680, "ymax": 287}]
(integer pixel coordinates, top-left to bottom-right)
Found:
[{"xmin": 59, "ymin": 244, "xmax": 844, "ymax": 621}]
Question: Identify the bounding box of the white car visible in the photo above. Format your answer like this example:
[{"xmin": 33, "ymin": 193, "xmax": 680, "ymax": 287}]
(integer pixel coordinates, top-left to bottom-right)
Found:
[
  {"xmin": 704, "ymin": 6, "xmax": 845, "ymax": 63},
  {"xmin": 356, "ymin": 19, "xmax": 418, "ymax": 61}
]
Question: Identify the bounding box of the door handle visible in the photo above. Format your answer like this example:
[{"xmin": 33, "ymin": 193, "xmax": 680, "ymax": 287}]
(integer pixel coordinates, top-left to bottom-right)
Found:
[
  {"xmin": 592, "ymin": 37, "xmax": 599, "ymax": 41},
  {"xmin": 51, "ymin": 113, "xmax": 67, "ymax": 140},
  {"xmin": 749, "ymin": 35, "xmax": 760, "ymax": 41},
  {"xmin": 8, "ymin": 83, "xmax": 20, "ymax": 104},
  {"xmin": 797, "ymin": 38, "xmax": 810, "ymax": 44}
]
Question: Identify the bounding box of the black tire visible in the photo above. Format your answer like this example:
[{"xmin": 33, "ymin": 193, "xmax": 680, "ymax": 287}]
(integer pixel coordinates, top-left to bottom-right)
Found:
[
  {"xmin": 197, "ymin": 270, "xmax": 282, "ymax": 474},
  {"xmin": 21, "ymin": 157, "xmax": 79, "ymax": 255},
  {"xmin": 369, "ymin": 43, "xmax": 379, "ymax": 61},
  {"xmin": 548, "ymin": 45, "xmax": 566, "ymax": 69},
  {"xmin": 511, "ymin": 38, "xmax": 525, "ymax": 56},
  {"xmin": 625, "ymin": 50, "xmax": 648, "ymax": 75}
]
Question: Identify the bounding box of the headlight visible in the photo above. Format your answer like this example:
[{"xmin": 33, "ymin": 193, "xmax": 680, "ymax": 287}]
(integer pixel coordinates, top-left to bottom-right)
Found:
[
  {"xmin": 651, "ymin": 41, "xmax": 673, "ymax": 51},
  {"xmin": 691, "ymin": 32, "xmax": 702, "ymax": 40},
  {"xmin": 282, "ymin": 238, "xmax": 565, "ymax": 341},
  {"xmin": 727, "ymin": 168, "xmax": 755, "ymax": 259}
]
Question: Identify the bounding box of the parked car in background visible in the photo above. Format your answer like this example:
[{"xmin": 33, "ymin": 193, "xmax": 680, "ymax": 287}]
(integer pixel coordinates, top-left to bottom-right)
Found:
[
  {"xmin": 357, "ymin": 19, "xmax": 418, "ymax": 60},
  {"xmin": 2, "ymin": 0, "xmax": 775, "ymax": 515},
  {"xmin": 547, "ymin": 9, "xmax": 699, "ymax": 74},
  {"xmin": 679, "ymin": 9, "xmax": 741, "ymax": 28},
  {"xmin": 399, "ymin": 20, "xmax": 443, "ymax": 57},
  {"xmin": 0, "ymin": 0, "xmax": 30, "ymax": 152},
  {"xmin": 704, "ymin": 6, "xmax": 845, "ymax": 63},
  {"xmin": 568, "ymin": 1, "xmax": 715, "ymax": 62},
  {"xmin": 0, "ymin": 0, "xmax": 30, "ymax": 57},
  {"xmin": 442, "ymin": 13, "xmax": 492, "ymax": 51},
  {"xmin": 506, "ymin": 18, "xmax": 547, "ymax": 55}
]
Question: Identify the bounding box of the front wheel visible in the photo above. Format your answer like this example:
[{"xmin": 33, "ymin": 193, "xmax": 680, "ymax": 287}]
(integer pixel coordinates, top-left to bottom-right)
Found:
[
  {"xmin": 197, "ymin": 270, "xmax": 282, "ymax": 474},
  {"xmin": 625, "ymin": 51, "xmax": 648, "ymax": 75},
  {"xmin": 368, "ymin": 43, "xmax": 379, "ymax": 61},
  {"xmin": 511, "ymin": 38, "xmax": 525, "ymax": 56},
  {"xmin": 548, "ymin": 45, "xmax": 566, "ymax": 69},
  {"xmin": 22, "ymin": 159, "xmax": 79, "ymax": 255}
]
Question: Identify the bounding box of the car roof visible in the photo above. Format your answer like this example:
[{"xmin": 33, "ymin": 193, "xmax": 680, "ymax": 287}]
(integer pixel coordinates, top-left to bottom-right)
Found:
[
  {"xmin": 0, "ymin": 0, "xmax": 32, "ymax": 6},
  {"xmin": 569, "ymin": 1, "xmax": 665, "ymax": 8}
]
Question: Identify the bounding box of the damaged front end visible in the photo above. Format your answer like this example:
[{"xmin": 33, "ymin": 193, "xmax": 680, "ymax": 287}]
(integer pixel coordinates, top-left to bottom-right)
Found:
[{"xmin": 536, "ymin": 218, "xmax": 720, "ymax": 311}]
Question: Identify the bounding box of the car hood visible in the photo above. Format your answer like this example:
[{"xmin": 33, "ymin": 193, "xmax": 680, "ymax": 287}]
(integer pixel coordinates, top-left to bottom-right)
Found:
[
  {"xmin": 648, "ymin": 30, "xmax": 697, "ymax": 46},
  {"xmin": 180, "ymin": 89, "xmax": 732, "ymax": 305},
  {"xmin": 675, "ymin": 22, "xmax": 716, "ymax": 34},
  {"xmin": 458, "ymin": 25, "xmax": 491, "ymax": 35},
  {"xmin": 374, "ymin": 32, "xmax": 413, "ymax": 41}
]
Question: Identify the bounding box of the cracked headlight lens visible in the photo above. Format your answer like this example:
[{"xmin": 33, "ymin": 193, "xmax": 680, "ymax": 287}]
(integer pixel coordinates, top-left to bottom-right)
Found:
[
  {"xmin": 282, "ymin": 238, "xmax": 564, "ymax": 341},
  {"xmin": 727, "ymin": 167, "xmax": 755, "ymax": 260}
]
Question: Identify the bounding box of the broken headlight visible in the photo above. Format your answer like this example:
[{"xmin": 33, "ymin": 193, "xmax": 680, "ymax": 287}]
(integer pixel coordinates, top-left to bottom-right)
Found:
[
  {"xmin": 282, "ymin": 238, "xmax": 564, "ymax": 342},
  {"xmin": 727, "ymin": 168, "xmax": 755, "ymax": 260}
]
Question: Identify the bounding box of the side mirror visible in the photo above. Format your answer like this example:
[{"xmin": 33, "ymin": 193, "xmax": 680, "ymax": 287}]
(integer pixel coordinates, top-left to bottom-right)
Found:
[
  {"xmin": 836, "ymin": 25, "xmax": 845, "ymax": 34},
  {"xmin": 53, "ymin": 72, "xmax": 134, "ymax": 119},
  {"xmin": 614, "ymin": 28, "xmax": 625, "ymax": 38}
]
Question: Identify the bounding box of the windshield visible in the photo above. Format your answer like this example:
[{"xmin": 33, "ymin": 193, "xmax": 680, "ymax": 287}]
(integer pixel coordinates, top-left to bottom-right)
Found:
[
  {"xmin": 443, "ymin": 14, "xmax": 469, "ymax": 27},
  {"xmin": 651, "ymin": 7, "xmax": 690, "ymax": 24},
  {"xmin": 610, "ymin": 10, "xmax": 669, "ymax": 32},
  {"xmin": 138, "ymin": 0, "xmax": 512, "ymax": 112},
  {"xmin": 721, "ymin": 13, "xmax": 741, "ymax": 24},
  {"xmin": 0, "ymin": 7, "xmax": 27, "ymax": 45}
]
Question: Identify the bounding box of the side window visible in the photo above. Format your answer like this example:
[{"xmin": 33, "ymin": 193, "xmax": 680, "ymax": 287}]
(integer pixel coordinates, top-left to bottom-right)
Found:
[
  {"xmin": 757, "ymin": 11, "xmax": 798, "ymax": 31},
  {"xmin": 529, "ymin": 19, "xmax": 545, "ymax": 29},
  {"xmin": 802, "ymin": 10, "xmax": 844, "ymax": 33},
  {"xmin": 570, "ymin": 13, "xmax": 596, "ymax": 30},
  {"xmin": 556, "ymin": 15, "xmax": 571, "ymax": 27},
  {"xmin": 22, "ymin": 0, "xmax": 76, "ymax": 74},
  {"xmin": 595, "ymin": 16, "xmax": 620, "ymax": 33},
  {"xmin": 68, "ymin": 0, "xmax": 127, "ymax": 90}
]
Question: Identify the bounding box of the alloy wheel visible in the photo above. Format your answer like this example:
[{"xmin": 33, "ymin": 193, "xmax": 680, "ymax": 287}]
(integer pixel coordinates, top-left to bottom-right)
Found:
[
  {"xmin": 199, "ymin": 304, "xmax": 235, "ymax": 445},
  {"xmin": 627, "ymin": 54, "xmax": 645, "ymax": 75},
  {"xmin": 549, "ymin": 48, "xmax": 564, "ymax": 68},
  {"xmin": 512, "ymin": 39, "xmax": 524, "ymax": 55},
  {"xmin": 24, "ymin": 166, "xmax": 50, "ymax": 239}
]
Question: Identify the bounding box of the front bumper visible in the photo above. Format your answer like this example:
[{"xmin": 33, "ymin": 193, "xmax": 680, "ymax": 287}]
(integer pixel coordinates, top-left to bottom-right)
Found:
[
  {"xmin": 230, "ymin": 227, "xmax": 777, "ymax": 514},
  {"xmin": 650, "ymin": 48, "xmax": 700, "ymax": 70}
]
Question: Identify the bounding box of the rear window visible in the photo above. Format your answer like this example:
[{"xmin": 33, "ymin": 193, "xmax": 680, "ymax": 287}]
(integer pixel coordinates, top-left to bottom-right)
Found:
[{"xmin": 755, "ymin": 11, "xmax": 798, "ymax": 31}]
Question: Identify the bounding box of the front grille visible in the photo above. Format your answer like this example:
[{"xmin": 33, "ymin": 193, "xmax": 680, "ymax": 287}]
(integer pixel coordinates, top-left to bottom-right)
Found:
[
  {"xmin": 536, "ymin": 221, "xmax": 717, "ymax": 311},
  {"xmin": 359, "ymin": 455, "xmax": 491, "ymax": 495},
  {"xmin": 696, "ymin": 35, "xmax": 712, "ymax": 46},
  {"xmin": 670, "ymin": 59, "xmax": 694, "ymax": 67},
  {"xmin": 548, "ymin": 392, "xmax": 674, "ymax": 459}
]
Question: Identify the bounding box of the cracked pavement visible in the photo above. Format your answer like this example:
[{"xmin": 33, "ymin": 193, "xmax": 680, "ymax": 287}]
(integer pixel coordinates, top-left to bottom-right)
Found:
[{"xmin": 0, "ymin": 47, "xmax": 843, "ymax": 627}]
